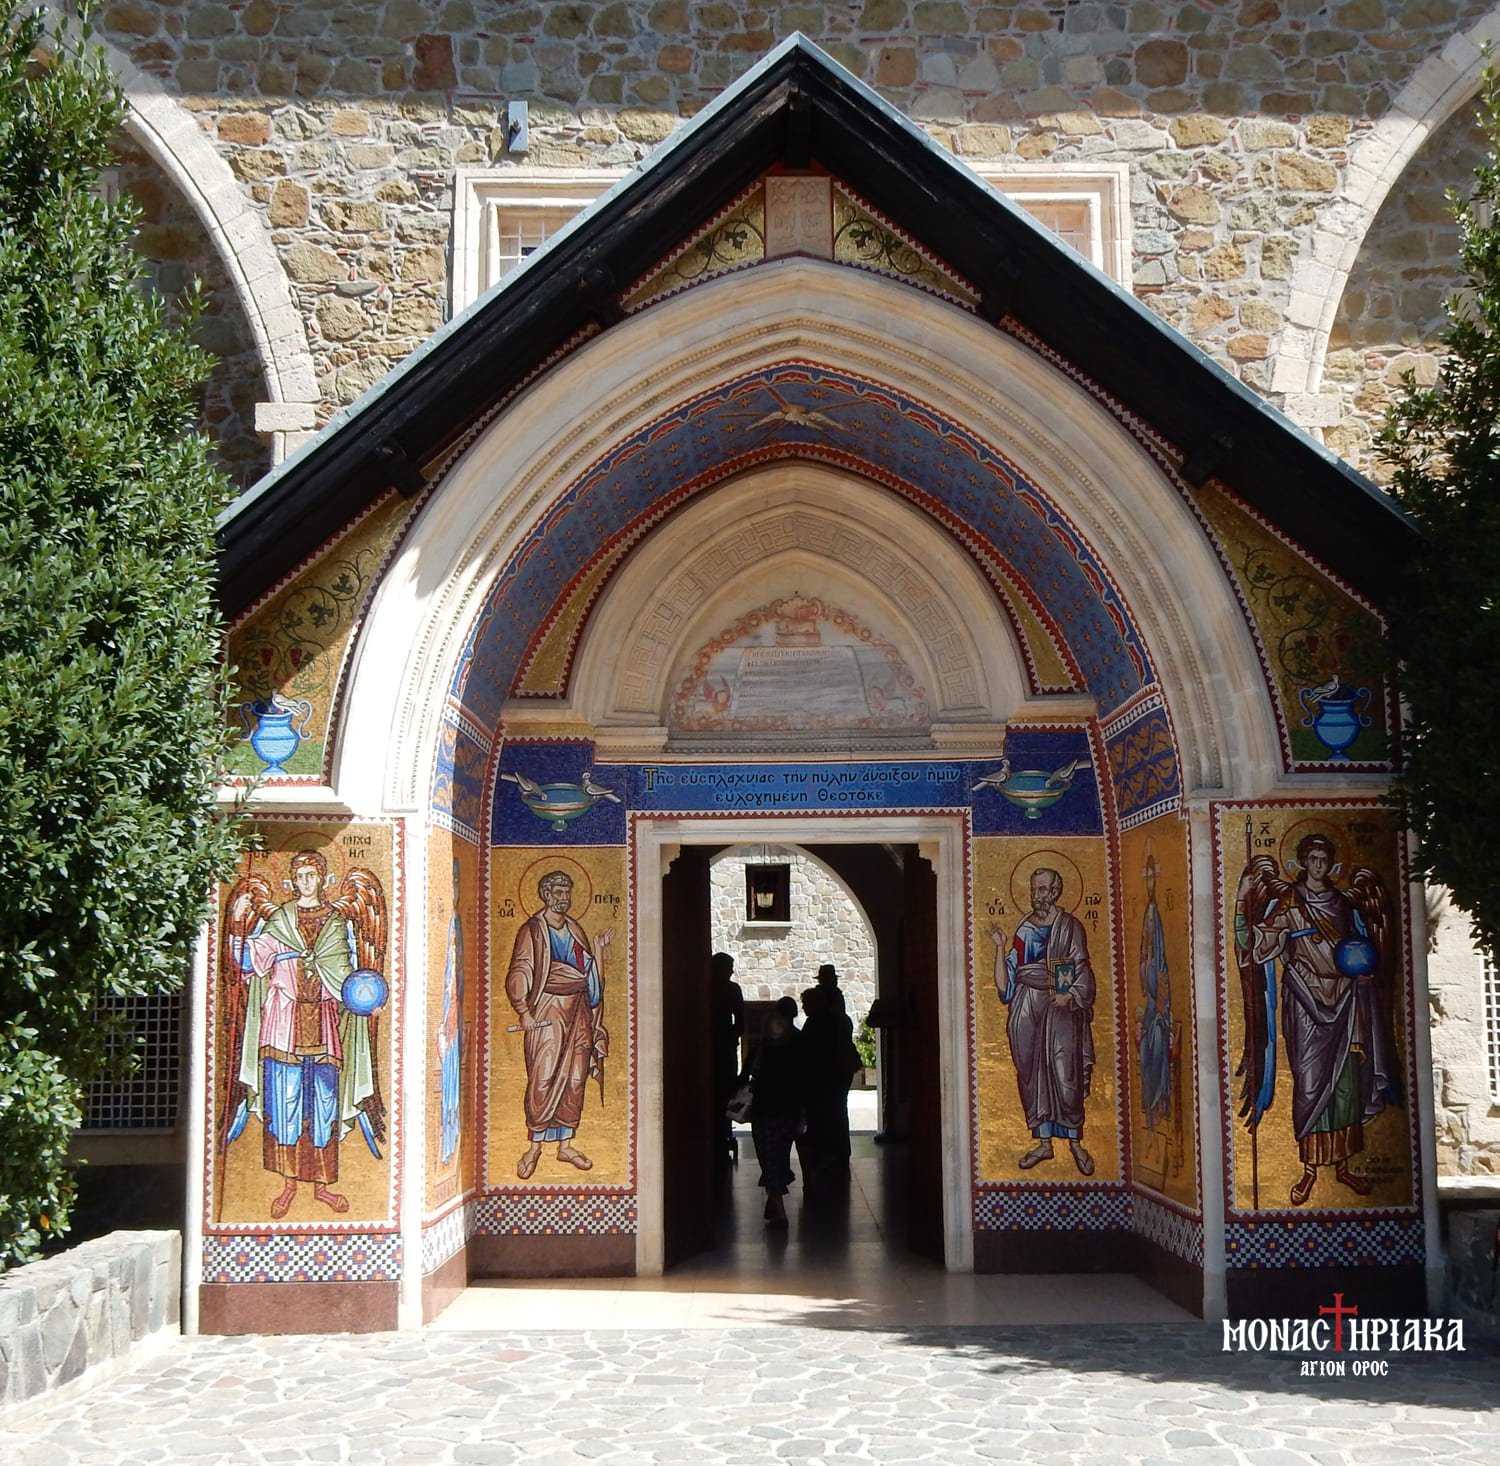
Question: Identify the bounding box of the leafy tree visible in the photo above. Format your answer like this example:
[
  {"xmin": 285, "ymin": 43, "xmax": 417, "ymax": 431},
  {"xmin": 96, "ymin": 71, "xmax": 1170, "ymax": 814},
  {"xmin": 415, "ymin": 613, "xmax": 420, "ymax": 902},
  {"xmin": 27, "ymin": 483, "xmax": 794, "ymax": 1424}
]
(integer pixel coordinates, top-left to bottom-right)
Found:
[
  {"xmin": 1378, "ymin": 68, "xmax": 1500, "ymax": 955},
  {"xmin": 0, "ymin": 3, "xmax": 243, "ymax": 1267}
]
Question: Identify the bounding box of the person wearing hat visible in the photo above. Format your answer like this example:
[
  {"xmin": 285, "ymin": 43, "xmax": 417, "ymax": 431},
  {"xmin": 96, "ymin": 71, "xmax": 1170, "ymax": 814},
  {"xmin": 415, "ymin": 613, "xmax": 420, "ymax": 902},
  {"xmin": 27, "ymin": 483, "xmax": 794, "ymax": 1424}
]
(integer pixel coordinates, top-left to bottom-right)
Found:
[
  {"xmin": 798, "ymin": 983, "xmax": 861, "ymax": 1182},
  {"xmin": 809, "ymin": 962, "xmax": 846, "ymax": 1017}
]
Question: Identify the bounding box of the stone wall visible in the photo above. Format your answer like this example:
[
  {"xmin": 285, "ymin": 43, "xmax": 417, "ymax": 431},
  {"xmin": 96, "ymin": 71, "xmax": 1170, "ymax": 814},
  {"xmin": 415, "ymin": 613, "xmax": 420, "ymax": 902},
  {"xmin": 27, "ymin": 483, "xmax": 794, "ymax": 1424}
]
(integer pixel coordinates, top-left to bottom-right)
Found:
[
  {"xmin": 1427, "ymin": 891, "xmax": 1500, "ymax": 1177},
  {"xmin": 1446, "ymin": 1207, "xmax": 1500, "ymax": 1338},
  {"xmin": 709, "ymin": 846, "xmax": 877, "ymax": 1024},
  {"xmin": 93, "ymin": 1, "xmax": 1498, "ymax": 439},
  {"xmin": 0, "ymin": 1230, "xmax": 180, "ymax": 1414},
  {"xmin": 1325, "ymin": 104, "xmax": 1484, "ymax": 481},
  {"xmin": 114, "ymin": 132, "xmax": 272, "ymax": 490}
]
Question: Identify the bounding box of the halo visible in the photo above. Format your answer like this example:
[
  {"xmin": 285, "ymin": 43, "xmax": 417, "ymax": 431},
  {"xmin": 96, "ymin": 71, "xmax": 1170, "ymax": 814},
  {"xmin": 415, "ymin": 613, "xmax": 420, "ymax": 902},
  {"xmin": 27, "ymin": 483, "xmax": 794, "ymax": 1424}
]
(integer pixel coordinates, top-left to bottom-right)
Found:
[
  {"xmin": 1008, "ymin": 849, "xmax": 1085, "ymax": 917},
  {"xmin": 515, "ymin": 853, "xmax": 595, "ymax": 915},
  {"xmin": 1278, "ymin": 817, "xmax": 1347, "ymax": 877},
  {"xmin": 265, "ymin": 830, "xmax": 344, "ymax": 887}
]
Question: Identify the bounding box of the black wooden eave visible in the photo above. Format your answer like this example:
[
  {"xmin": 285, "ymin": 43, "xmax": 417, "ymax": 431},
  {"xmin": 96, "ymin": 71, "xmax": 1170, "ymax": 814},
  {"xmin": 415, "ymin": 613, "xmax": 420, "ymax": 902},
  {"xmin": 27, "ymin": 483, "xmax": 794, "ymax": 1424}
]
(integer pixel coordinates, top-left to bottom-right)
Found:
[{"xmin": 218, "ymin": 34, "xmax": 1417, "ymax": 620}]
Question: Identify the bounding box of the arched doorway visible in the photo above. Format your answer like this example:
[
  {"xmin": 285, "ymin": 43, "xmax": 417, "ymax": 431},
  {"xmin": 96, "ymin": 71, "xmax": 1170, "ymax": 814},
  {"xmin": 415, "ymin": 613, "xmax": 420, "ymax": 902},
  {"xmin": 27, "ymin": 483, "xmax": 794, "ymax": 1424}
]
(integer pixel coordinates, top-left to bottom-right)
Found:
[{"xmin": 410, "ymin": 305, "xmax": 1232, "ymax": 1308}]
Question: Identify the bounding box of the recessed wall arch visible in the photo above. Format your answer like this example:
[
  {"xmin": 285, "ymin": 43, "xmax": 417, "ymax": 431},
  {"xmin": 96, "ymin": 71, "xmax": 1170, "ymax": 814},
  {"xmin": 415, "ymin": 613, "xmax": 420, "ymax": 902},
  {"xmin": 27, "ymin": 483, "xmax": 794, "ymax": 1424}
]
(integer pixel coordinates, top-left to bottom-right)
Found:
[
  {"xmin": 57, "ymin": 7, "xmax": 319, "ymax": 415},
  {"xmin": 335, "ymin": 258, "xmax": 1276, "ymax": 816},
  {"xmin": 1283, "ymin": 5, "xmax": 1500, "ymax": 403},
  {"xmin": 558, "ymin": 465, "xmax": 1028, "ymax": 748}
]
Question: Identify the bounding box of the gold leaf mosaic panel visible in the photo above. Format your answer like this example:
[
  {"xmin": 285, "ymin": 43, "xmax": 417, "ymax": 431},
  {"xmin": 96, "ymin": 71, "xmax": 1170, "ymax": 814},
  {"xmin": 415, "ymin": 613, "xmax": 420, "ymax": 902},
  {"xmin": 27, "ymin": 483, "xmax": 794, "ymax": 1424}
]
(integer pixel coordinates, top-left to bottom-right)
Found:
[
  {"xmin": 211, "ymin": 819, "xmax": 398, "ymax": 1229},
  {"xmin": 487, "ymin": 846, "xmax": 631, "ymax": 1189},
  {"xmin": 426, "ymin": 830, "xmax": 482, "ymax": 1212},
  {"xmin": 1219, "ymin": 803, "xmax": 1413, "ymax": 1214},
  {"xmin": 1198, "ymin": 483, "xmax": 1388, "ymax": 767},
  {"xmin": 1119, "ymin": 815, "xmax": 1197, "ymax": 1209},
  {"xmin": 973, "ymin": 835, "xmax": 1120, "ymax": 1185},
  {"xmin": 226, "ymin": 492, "xmax": 411, "ymax": 779}
]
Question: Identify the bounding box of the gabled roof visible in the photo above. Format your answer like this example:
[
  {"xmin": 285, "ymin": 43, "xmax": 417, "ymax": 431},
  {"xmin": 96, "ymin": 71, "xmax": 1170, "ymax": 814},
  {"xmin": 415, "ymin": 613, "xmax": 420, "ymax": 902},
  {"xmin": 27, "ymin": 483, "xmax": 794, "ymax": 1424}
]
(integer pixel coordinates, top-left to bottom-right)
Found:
[{"xmin": 217, "ymin": 33, "xmax": 1415, "ymax": 619}]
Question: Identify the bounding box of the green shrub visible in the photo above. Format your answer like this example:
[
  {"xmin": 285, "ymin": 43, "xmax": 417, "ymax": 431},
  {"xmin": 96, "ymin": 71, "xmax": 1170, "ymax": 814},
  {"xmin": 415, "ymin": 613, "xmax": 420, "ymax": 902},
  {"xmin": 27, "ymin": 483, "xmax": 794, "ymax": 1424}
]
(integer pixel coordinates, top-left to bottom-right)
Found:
[
  {"xmin": 1380, "ymin": 67, "xmax": 1500, "ymax": 955},
  {"xmin": 0, "ymin": 1022, "xmax": 80, "ymax": 1268},
  {"xmin": 0, "ymin": 3, "xmax": 243, "ymax": 1266}
]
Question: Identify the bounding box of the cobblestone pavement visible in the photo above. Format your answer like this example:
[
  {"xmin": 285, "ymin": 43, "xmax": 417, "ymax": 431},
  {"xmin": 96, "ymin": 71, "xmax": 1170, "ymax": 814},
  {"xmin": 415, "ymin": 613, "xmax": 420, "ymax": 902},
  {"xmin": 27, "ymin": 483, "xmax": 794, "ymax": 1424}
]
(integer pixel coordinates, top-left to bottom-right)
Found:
[{"xmin": 3, "ymin": 1323, "xmax": 1497, "ymax": 1465}]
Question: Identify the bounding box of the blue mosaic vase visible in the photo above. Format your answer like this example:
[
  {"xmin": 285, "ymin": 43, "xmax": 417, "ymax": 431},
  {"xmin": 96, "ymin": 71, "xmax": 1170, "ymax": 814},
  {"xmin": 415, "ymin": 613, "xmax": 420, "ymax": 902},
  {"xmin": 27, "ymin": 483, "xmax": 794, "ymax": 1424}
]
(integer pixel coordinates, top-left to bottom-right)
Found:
[
  {"xmin": 239, "ymin": 697, "xmax": 313, "ymax": 773},
  {"xmin": 1298, "ymin": 684, "xmax": 1371, "ymax": 763}
]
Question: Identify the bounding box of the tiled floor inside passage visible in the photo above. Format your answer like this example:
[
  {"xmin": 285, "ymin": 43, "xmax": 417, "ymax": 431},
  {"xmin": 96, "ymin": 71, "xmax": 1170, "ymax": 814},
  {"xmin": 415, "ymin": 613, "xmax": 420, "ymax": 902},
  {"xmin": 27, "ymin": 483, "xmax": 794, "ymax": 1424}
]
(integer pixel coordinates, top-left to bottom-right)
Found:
[{"xmin": 434, "ymin": 1097, "xmax": 1195, "ymax": 1331}]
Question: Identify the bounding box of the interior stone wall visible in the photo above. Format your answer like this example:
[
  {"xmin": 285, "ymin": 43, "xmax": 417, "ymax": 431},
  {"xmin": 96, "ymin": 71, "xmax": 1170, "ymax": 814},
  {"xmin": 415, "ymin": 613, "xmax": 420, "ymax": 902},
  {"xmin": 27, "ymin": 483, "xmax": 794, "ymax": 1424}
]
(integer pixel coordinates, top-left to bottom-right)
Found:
[
  {"xmin": 1427, "ymin": 890, "xmax": 1500, "ymax": 1177},
  {"xmin": 112, "ymin": 132, "xmax": 272, "ymax": 490},
  {"xmin": 1325, "ymin": 105, "xmax": 1486, "ymax": 481},
  {"xmin": 709, "ymin": 845, "xmax": 877, "ymax": 1025}
]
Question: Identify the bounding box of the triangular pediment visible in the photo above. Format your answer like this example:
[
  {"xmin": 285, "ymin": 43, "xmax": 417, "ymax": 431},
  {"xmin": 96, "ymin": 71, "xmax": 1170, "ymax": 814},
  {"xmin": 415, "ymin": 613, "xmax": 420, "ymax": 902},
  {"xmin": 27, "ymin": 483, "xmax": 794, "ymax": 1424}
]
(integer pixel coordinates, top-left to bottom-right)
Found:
[{"xmin": 218, "ymin": 34, "xmax": 1414, "ymax": 619}]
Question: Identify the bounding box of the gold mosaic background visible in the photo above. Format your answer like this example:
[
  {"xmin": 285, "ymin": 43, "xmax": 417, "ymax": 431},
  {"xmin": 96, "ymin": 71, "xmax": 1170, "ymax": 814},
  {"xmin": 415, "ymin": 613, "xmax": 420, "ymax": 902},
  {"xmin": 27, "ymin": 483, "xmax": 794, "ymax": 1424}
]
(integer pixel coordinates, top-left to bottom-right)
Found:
[
  {"xmin": 424, "ymin": 828, "xmax": 482, "ymax": 1213},
  {"xmin": 225, "ymin": 492, "xmax": 411, "ymax": 778},
  {"xmin": 973, "ymin": 834, "xmax": 1120, "ymax": 1185},
  {"xmin": 211, "ymin": 819, "xmax": 397, "ymax": 1228},
  {"xmin": 1119, "ymin": 814, "xmax": 1197, "ymax": 1209},
  {"xmin": 1198, "ymin": 483, "xmax": 1388, "ymax": 767},
  {"xmin": 1219, "ymin": 803, "xmax": 1413, "ymax": 1214},
  {"xmin": 487, "ymin": 845, "xmax": 631, "ymax": 1189}
]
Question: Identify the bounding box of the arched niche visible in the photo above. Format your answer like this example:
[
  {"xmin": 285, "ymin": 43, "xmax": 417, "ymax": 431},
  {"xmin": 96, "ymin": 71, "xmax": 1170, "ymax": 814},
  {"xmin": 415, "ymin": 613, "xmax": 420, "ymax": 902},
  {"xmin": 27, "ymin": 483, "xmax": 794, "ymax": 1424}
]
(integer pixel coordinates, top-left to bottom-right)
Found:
[
  {"xmin": 554, "ymin": 466, "xmax": 1026, "ymax": 756},
  {"xmin": 48, "ymin": 7, "xmax": 319, "ymax": 421},
  {"xmin": 337, "ymin": 259, "xmax": 1276, "ymax": 816}
]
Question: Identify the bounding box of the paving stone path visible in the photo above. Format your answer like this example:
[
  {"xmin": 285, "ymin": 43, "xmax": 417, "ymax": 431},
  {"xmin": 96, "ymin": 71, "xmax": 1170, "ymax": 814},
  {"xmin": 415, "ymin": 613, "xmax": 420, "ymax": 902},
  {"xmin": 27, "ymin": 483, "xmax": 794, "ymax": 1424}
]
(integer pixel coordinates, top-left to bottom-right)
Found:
[{"xmin": 3, "ymin": 1324, "xmax": 1497, "ymax": 1465}]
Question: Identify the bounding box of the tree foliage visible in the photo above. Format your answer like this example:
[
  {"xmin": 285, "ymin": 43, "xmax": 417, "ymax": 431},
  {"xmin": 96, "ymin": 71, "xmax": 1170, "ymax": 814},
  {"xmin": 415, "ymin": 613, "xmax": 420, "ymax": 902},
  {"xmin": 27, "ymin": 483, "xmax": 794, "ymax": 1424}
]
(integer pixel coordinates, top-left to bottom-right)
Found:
[
  {"xmin": 0, "ymin": 3, "xmax": 244, "ymax": 1267},
  {"xmin": 1378, "ymin": 68, "xmax": 1500, "ymax": 955}
]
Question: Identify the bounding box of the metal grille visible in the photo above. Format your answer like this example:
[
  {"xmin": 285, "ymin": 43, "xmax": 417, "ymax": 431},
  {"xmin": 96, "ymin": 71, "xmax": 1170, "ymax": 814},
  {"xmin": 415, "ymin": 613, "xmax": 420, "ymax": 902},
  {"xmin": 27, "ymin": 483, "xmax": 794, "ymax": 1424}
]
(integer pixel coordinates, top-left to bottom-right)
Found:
[
  {"xmin": 81, "ymin": 993, "xmax": 182, "ymax": 1132},
  {"xmin": 1486, "ymin": 952, "xmax": 1500, "ymax": 1104}
]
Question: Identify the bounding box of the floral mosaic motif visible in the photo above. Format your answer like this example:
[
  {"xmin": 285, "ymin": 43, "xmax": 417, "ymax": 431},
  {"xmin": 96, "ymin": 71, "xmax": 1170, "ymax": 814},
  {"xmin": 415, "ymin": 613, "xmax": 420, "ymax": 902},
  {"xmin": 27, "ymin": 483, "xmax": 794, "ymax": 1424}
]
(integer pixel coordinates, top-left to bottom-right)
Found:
[
  {"xmin": 624, "ymin": 190, "xmax": 766, "ymax": 309},
  {"xmin": 1198, "ymin": 484, "xmax": 1389, "ymax": 767},
  {"xmin": 227, "ymin": 493, "xmax": 410, "ymax": 778},
  {"xmin": 833, "ymin": 188, "xmax": 976, "ymax": 303}
]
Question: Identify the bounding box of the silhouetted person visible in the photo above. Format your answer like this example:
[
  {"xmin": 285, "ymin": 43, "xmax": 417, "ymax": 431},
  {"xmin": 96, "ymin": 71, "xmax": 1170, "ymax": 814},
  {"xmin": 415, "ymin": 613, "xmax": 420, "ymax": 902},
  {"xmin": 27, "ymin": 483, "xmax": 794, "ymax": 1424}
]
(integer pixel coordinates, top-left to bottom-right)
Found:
[
  {"xmin": 799, "ymin": 984, "xmax": 860, "ymax": 1183},
  {"xmin": 747, "ymin": 995, "xmax": 804, "ymax": 1227},
  {"xmin": 709, "ymin": 951, "xmax": 744, "ymax": 1166},
  {"xmin": 808, "ymin": 962, "xmax": 846, "ymax": 1017}
]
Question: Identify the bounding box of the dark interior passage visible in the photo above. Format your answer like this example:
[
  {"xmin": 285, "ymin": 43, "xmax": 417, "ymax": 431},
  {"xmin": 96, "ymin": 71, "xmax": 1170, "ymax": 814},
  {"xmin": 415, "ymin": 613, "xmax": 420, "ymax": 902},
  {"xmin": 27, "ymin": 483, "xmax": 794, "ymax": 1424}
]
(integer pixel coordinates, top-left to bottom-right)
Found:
[{"xmin": 662, "ymin": 840, "xmax": 941, "ymax": 1272}]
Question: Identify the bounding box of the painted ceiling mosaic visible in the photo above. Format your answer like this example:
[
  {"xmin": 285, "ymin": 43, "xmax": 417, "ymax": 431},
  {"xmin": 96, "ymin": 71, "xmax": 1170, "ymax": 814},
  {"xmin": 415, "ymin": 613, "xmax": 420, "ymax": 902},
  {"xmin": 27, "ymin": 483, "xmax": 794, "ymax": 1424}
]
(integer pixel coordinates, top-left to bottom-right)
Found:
[{"xmin": 450, "ymin": 362, "xmax": 1154, "ymax": 733}]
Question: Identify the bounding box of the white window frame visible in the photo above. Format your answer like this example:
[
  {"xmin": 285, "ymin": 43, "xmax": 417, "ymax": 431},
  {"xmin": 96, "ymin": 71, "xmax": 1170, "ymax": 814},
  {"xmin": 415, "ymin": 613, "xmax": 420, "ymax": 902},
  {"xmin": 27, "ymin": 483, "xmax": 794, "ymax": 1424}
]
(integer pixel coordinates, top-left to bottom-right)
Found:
[
  {"xmin": 451, "ymin": 161, "xmax": 1133, "ymax": 313},
  {"xmin": 970, "ymin": 162, "xmax": 1133, "ymax": 288},
  {"xmin": 451, "ymin": 168, "xmax": 624, "ymax": 314}
]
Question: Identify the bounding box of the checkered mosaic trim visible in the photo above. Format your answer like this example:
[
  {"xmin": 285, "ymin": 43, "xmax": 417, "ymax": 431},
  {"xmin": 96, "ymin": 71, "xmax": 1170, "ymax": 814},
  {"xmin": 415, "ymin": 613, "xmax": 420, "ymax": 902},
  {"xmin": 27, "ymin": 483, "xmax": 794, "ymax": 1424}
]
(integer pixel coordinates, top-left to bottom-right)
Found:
[
  {"xmin": 203, "ymin": 1232, "xmax": 401, "ymax": 1284},
  {"xmin": 974, "ymin": 1187, "xmax": 1131, "ymax": 1231},
  {"xmin": 472, "ymin": 1191, "xmax": 638, "ymax": 1236},
  {"xmin": 1225, "ymin": 1216, "xmax": 1425, "ymax": 1269},
  {"xmin": 421, "ymin": 1204, "xmax": 469, "ymax": 1273},
  {"xmin": 1132, "ymin": 1192, "xmax": 1203, "ymax": 1265}
]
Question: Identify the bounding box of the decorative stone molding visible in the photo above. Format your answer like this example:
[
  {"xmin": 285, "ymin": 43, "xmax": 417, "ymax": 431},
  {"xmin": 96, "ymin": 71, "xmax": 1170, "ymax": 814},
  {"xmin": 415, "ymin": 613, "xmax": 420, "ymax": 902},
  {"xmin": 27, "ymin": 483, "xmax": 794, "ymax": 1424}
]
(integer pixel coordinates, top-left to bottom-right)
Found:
[
  {"xmin": 340, "ymin": 261, "xmax": 1275, "ymax": 816},
  {"xmin": 569, "ymin": 469, "xmax": 1015, "ymax": 740}
]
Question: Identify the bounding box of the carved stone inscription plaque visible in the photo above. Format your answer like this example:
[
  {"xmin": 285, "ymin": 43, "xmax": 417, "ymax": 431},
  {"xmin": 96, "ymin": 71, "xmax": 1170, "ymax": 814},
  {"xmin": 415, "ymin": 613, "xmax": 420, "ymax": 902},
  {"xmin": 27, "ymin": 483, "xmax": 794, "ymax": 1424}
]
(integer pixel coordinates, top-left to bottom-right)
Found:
[{"xmin": 671, "ymin": 596, "xmax": 929, "ymax": 733}]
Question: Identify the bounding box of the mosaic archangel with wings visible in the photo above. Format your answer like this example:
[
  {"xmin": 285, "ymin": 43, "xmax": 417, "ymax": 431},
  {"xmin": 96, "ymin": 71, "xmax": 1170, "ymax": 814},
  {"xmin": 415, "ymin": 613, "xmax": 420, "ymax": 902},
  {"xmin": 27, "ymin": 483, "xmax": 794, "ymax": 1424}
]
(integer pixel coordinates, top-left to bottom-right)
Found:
[
  {"xmin": 1233, "ymin": 827, "xmax": 1402, "ymax": 1209},
  {"xmin": 220, "ymin": 848, "xmax": 388, "ymax": 1220}
]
